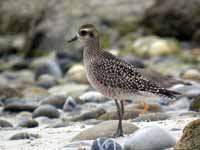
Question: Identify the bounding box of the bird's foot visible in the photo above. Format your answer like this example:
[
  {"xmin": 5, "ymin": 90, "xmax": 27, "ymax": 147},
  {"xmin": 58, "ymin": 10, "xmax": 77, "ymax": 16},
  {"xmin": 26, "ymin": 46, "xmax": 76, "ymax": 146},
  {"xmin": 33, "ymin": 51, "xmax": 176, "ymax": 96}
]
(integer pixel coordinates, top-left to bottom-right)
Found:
[
  {"xmin": 112, "ymin": 131, "xmax": 124, "ymax": 138},
  {"xmin": 139, "ymin": 101, "xmax": 149, "ymax": 116}
]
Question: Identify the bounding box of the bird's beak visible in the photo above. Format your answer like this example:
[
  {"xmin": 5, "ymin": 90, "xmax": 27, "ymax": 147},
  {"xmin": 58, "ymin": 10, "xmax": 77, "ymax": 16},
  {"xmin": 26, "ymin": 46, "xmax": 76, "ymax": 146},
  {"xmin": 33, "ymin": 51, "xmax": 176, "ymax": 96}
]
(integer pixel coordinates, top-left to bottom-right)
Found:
[{"xmin": 67, "ymin": 35, "xmax": 78, "ymax": 43}]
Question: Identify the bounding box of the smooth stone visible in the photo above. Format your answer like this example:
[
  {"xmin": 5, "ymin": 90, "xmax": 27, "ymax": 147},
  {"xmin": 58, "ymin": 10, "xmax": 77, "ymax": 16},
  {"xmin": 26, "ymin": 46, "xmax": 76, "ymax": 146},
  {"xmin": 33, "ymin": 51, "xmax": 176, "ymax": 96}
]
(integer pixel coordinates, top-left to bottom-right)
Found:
[
  {"xmin": 48, "ymin": 83, "xmax": 90, "ymax": 97},
  {"xmin": 32, "ymin": 105, "xmax": 60, "ymax": 119},
  {"xmin": 72, "ymin": 108, "xmax": 106, "ymax": 121},
  {"xmin": 63, "ymin": 96, "xmax": 77, "ymax": 112},
  {"xmin": 33, "ymin": 59, "xmax": 62, "ymax": 80},
  {"xmin": 66, "ymin": 64, "xmax": 89, "ymax": 84},
  {"xmin": 170, "ymin": 97, "xmax": 190, "ymax": 110},
  {"xmin": 9, "ymin": 132, "xmax": 40, "ymax": 140},
  {"xmin": 73, "ymin": 120, "xmax": 139, "ymax": 141},
  {"xmin": 175, "ymin": 119, "xmax": 200, "ymax": 150},
  {"xmin": 0, "ymin": 119, "xmax": 13, "ymax": 128},
  {"xmin": 3, "ymin": 102, "xmax": 38, "ymax": 112},
  {"xmin": 37, "ymin": 74, "xmax": 58, "ymax": 89},
  {"xmin": 133, "ymin": 112, "xmax": 169, "ymax": 122},
  {"xmin": 79, "ymin": 91, "xmax": 110, "ymax": 103},
  {"xmin": 91, "ymin": 138, "xmax": 122, "ymax": 150},
  {"xmin": 181, "ymin": 69, "xmax": 200, "ymax": 81},
  {"xmin": 21, "ymin": 86, "xmax": 49, "ymax": 99},
  {"xmin": 17, "ymin": 119, "xmax": 39, "ymax": 128},
  {"xmin": 189, "ymin": 95, "xmax": 200, "ymax": 112},
  {"xmin": 124, "ymin": 126, "xmax": 176, "ymax": 150},
  {"xmin": 40, "ymin": 95, "xmax": 67, "ymax": 109}
]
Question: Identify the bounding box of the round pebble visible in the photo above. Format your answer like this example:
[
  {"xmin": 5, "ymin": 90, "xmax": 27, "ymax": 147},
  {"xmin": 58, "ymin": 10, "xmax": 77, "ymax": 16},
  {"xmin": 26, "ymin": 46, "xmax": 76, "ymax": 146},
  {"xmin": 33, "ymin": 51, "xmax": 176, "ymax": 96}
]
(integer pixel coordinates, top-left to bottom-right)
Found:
[
  {"xmin": 32, "ymin": 105, "xmax": 60, "ymax": 119},
  {"xmin": 63, "ymin": 96, "xmax": 77, "ymax": 112},
  {"xmin": 0, "ymin": 119, "xmax": 13, "ymax": 128},
  {"xmin": 9, "ymin": 132, "xmax": 40, "ymax": 140}
]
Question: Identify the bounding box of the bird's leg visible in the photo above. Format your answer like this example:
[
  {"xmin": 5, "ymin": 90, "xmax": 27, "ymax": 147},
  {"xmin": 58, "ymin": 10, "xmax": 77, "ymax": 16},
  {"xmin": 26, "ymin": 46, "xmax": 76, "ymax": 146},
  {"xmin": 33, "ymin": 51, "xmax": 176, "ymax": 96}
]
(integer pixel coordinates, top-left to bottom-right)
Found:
[
  {"xmin": 112, "ymin": 99, "xmax": 123, "ymax": 137},
  {"xmin": 139, "ymin": 101, "xmax": 149, "ymax": 116}
]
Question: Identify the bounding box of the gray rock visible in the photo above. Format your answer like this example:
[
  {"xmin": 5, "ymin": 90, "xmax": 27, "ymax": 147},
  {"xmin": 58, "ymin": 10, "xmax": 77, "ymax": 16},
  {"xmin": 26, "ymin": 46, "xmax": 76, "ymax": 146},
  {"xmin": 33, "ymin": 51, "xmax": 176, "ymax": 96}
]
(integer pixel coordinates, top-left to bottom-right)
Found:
[
  {"xmin": 63, "ymin": 96, "xmax": 77, "ymax": 112},
  {"xmin": 17, "ymin": 119, "xmax": 39, "ymax": 128},
  {"xmin": 37, "ymin": 74, "xmax": 58, "ymax": 89},
  {"xmin": 91, "ymin": 138, "xmax": 122, "ymax": 150},
  {"xmin": 40, "ymin": 95, "xmax": 67, "ymax": 109},
  {"xmin": 9, "ymin": 132, "xmax": 40, "ymax": 140},
  {"xmin": 73, "ymin": 120, "xmax": 139, "ymax": 141},
  {"xmin": 124, "ymin": 126, "xmax": 176, "ymax": 150},
  {"xmin": 79, "ymin": 91, "xmax": 110, "ymax": 103},
  {"xmin": 0, "ymin": 119, "xmax": 13, "ymax": 128},
  {"xmin": 0, "ymin": 85, "xmax": 22, "ymax": 99},
  {"xmin": 3, "ymin": 102, "xmax": 38, "ymax": 112},
  {"xmin": 133, "ymin": 112, "xmax": 169, "ymax": 122},
  {"xmin": 189, "ymin": 95, "xmax": 200, "ymax": 112},
  {"xmin": 64, "ymin": 141, "xmax": 91, "ymax": 150},
  {"xmin": 32, "ymin": 104, "xmax": 60, "ymax": 118}
]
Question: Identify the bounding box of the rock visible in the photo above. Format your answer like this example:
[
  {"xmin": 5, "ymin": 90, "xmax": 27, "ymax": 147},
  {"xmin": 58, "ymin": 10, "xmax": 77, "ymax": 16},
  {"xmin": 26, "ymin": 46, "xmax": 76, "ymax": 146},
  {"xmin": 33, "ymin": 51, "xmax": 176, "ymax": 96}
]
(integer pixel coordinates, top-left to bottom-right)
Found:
[
  {"xmin": 143, "ymin": 0, "xmax": 200, "ymax": 42},
  {"xmin": 181, "ymin": 69, "xmax": 200, "ymax": 81},
  {"xmin": 127, "ymin": 103, "xmax": 163, "ymax": 113},
  {"xmin": 124, "ymin": 126, "xmax": 176, "ymax": 150},
  {"xmin": 133, "ymin": 112, "xmax": 169, "ymax": 122},
  {"xmin": 66, "ymin": 64, "xmax": 88, "ymax": 84},
  {"xmin": 37, "ymin": 74, "xmax": 58, "ymax": 89},
  {"xmin": 33, "ymin": 59, "xmax": 62, "ymax": 80},
  {"xmin": 64, "ymin": 141, "xmax": 91, "ymax": 150},
  {"xmin": 72, "ymin": 108, "xmax": 106, "ymax": 121},
  {"xmin": 63, "ymin": 96, "xmax": 77, "ymax": 112},
  {"xmin": 0, "ymin": 85, "xmax": 22, "ymax": 99},
  {"xmin": 170, "ymin": 97, "xmax": 190, "ymax": 110},
  {"xmin": 21, "ymin": 85, "xmax": 49, "ymax": 99},
  {"xmin": 131, "ymin": 36, "xmax": 180, "ymax": 57},
  {"xmin": 73, "ymin": 120, "xmax": 139, "ymax": 141},
  {"xmin": 0, "ymin": 119, "xmax": 13, "ymax": 128},
  {"xmin": 175, "ymin": 119, "xmax": 200, "ymax": 150},
  {"xmin": 122, "ymin": 55, "xmax": 145, "ymax": 68},
  {"xmin": 17, "ymin": 119, "xmax": 39, "ymax": 128},
  {"xmin": 32, "ymin": 105, "xmax": 60, "ymax": 119},
  {"xmin": 40, "ymin": 95, "xmax": 67, "ymax": 109},
  {"xmin": 48, "ymin": 83, "xmax": 90, "ymax": 97},
  {"xmin": 79, "ymin": 91, "xmax": 110, "ymax": 103},
  {"xmin": 189, "ymin": 95, "xmax": 200, "ymax": 112},
  {"xmin": 91, "ymin": 138, "xmax": 122, "ymax": 150},
  {"xmin": 3, "ymin": 102, "xmax": 38, "ymax": 112},
  {"xmin": 9, "ymin": 132, "xmax": 40, "ymax": 140},
  {"xmin": 99, "ymin": 109, "xmax": 140, "ymax": 120}
]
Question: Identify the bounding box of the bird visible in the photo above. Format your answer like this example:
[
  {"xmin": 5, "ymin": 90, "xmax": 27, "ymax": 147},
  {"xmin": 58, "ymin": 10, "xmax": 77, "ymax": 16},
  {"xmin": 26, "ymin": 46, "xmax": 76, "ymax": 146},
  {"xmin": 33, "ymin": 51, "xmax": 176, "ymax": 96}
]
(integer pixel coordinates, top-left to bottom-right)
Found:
[{"xmin": 68, "ymin": 24, "xmax": 180, "ymax": 137}]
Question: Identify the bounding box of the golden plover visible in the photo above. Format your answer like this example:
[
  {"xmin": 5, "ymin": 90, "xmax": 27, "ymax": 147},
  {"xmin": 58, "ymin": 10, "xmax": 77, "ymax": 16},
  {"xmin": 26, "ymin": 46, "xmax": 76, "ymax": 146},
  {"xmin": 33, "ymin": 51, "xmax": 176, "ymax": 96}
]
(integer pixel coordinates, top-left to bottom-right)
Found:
[{"xmin": 68, "ymin": 24, "xmax": 180, "ymax": 137}]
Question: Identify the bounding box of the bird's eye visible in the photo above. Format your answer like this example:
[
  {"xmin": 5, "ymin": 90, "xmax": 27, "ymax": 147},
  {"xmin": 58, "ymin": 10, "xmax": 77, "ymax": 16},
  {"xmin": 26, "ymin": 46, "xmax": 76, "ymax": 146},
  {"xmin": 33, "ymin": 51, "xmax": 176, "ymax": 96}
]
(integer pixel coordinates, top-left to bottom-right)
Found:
[
  {"xmin": 89, "ymin": 32, "xmax": 94, "ymax": 37},
  {"xmin": 79, "ymin": 30, "xmax": 87, "ymax": 36}
]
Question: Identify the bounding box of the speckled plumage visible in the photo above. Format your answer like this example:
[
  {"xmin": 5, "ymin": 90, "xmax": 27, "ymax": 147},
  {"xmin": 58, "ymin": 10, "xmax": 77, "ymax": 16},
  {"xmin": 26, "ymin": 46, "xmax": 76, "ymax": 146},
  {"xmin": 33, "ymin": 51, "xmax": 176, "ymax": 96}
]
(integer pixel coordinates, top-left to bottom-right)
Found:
[{"xmin": 84, "ymin": 45, "xmax": 179, "ymax": 100}]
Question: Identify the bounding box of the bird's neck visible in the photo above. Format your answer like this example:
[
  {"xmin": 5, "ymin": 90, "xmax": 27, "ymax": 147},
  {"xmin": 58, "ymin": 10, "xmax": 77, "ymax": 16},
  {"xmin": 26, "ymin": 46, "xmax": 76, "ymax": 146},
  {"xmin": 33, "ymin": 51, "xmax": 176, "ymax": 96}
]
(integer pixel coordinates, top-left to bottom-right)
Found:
[{"xmin": 83, "ymin": 38, "xmax": 102, "ymax": 59}]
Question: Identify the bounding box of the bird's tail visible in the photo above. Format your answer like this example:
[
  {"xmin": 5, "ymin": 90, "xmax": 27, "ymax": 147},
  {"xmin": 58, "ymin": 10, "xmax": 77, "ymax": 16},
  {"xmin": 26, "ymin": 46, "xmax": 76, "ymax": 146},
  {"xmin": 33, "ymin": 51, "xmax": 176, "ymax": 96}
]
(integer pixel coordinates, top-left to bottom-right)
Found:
[{"xmin": 158, "ymin": 88, "xmax": 181, "ymax": 99}]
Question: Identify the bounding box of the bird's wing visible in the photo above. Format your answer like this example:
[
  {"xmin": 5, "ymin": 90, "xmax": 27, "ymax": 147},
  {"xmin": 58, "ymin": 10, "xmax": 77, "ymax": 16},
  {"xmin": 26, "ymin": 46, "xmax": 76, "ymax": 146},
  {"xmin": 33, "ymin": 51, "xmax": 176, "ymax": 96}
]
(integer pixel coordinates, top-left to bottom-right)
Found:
[{"xmin": 91, "ymin": 51, "xmax": 180, "ymax": 98}]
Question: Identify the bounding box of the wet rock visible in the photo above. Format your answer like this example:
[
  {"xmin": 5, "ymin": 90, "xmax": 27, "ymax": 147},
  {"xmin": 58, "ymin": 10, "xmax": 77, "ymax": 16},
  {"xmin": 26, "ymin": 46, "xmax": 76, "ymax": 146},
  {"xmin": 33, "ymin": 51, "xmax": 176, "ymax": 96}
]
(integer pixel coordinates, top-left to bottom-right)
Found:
[
  {"xmin": 181, "ymin": 69, "xmax": 200, "ymax": 81},
  {"xmin": 33, "ymin": 59, "xmax": 62, "ymax": 80},
  {"xmin": 9, "ymin": 132, "xmax": 40, "ymax": 140},
  {"xmin": 72, "ymin": 108, "xmax": 106, "ymax": 121},
  {"xmin": 79, "ymin": 91, "xmax": 110, "ymax": 103},
  {"xmin": 17, "ymin": 119, "xmax": 39, "ymax": 128},
  {"xmin": 91, "ymin": 138, "xmax": 122, "ymax": 150},
  {"xmin": 124, "ymin": 126, "xmax": 176, "ymax": 150},
  {"xmin": 73, "ymin": 120, "xmax": 139, "ymax": 141},
  {"xmin": 37, "ymin": 74, "xmax": 58, "ymax": 89},
  {"xmin": 63, "ymin": 96, "xmax": 77, "ymax": 112},
  {"xmin": 0, "ymin": 119, "xmax": 13, "ymax": 128},
  {"xmin": 40, "ymin": 95, "xmax": 67, "ymax": 109},
  {"xmin": 32, "ymin": 104, "xmax": 60, "ymax": 119},
  {"xmin": 131, "ymin": 36, "xmax": 180, "ymax": 57},
  {"xmin": 3, "ymin": 102, "xmax": 38, "ymax": 112},
  {"xmin": 143, "ymin": 0, "xmax": 200, "ymax": 42},
  {"xmin": 133, "ymin": 112, "xmax": 169, "ymax": 122},
  {"xmin": 189, "ymin": 95, "xmax": 200, "ymax": 112},
  {"xmin": 49, "ymin": 83, "xmax": 90, "ymax": 97},
  {"xmin": 66, "ymin": 64, "xmax": 88, "ymax": 84},
  {"xmin": 175, "ymin": 119, "xmax": 200, "ymax": 150}
]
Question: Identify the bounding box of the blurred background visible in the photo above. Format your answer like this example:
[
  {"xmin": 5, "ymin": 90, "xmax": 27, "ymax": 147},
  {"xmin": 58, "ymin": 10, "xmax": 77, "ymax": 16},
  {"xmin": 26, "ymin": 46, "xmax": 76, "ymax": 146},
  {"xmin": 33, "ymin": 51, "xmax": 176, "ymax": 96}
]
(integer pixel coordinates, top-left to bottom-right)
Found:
[{"xmin": 0, "ymin": 1, "xmax": 200, "ymax": 149}]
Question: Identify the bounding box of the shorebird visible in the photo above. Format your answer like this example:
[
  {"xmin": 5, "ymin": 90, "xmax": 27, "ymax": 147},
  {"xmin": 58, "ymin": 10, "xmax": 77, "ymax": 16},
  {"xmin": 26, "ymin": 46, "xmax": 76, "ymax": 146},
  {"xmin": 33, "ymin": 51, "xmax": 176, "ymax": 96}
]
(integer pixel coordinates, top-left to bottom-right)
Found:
[{"xmin": 68, "ymin": 24, "xmax": 180, "ymax": 137}]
